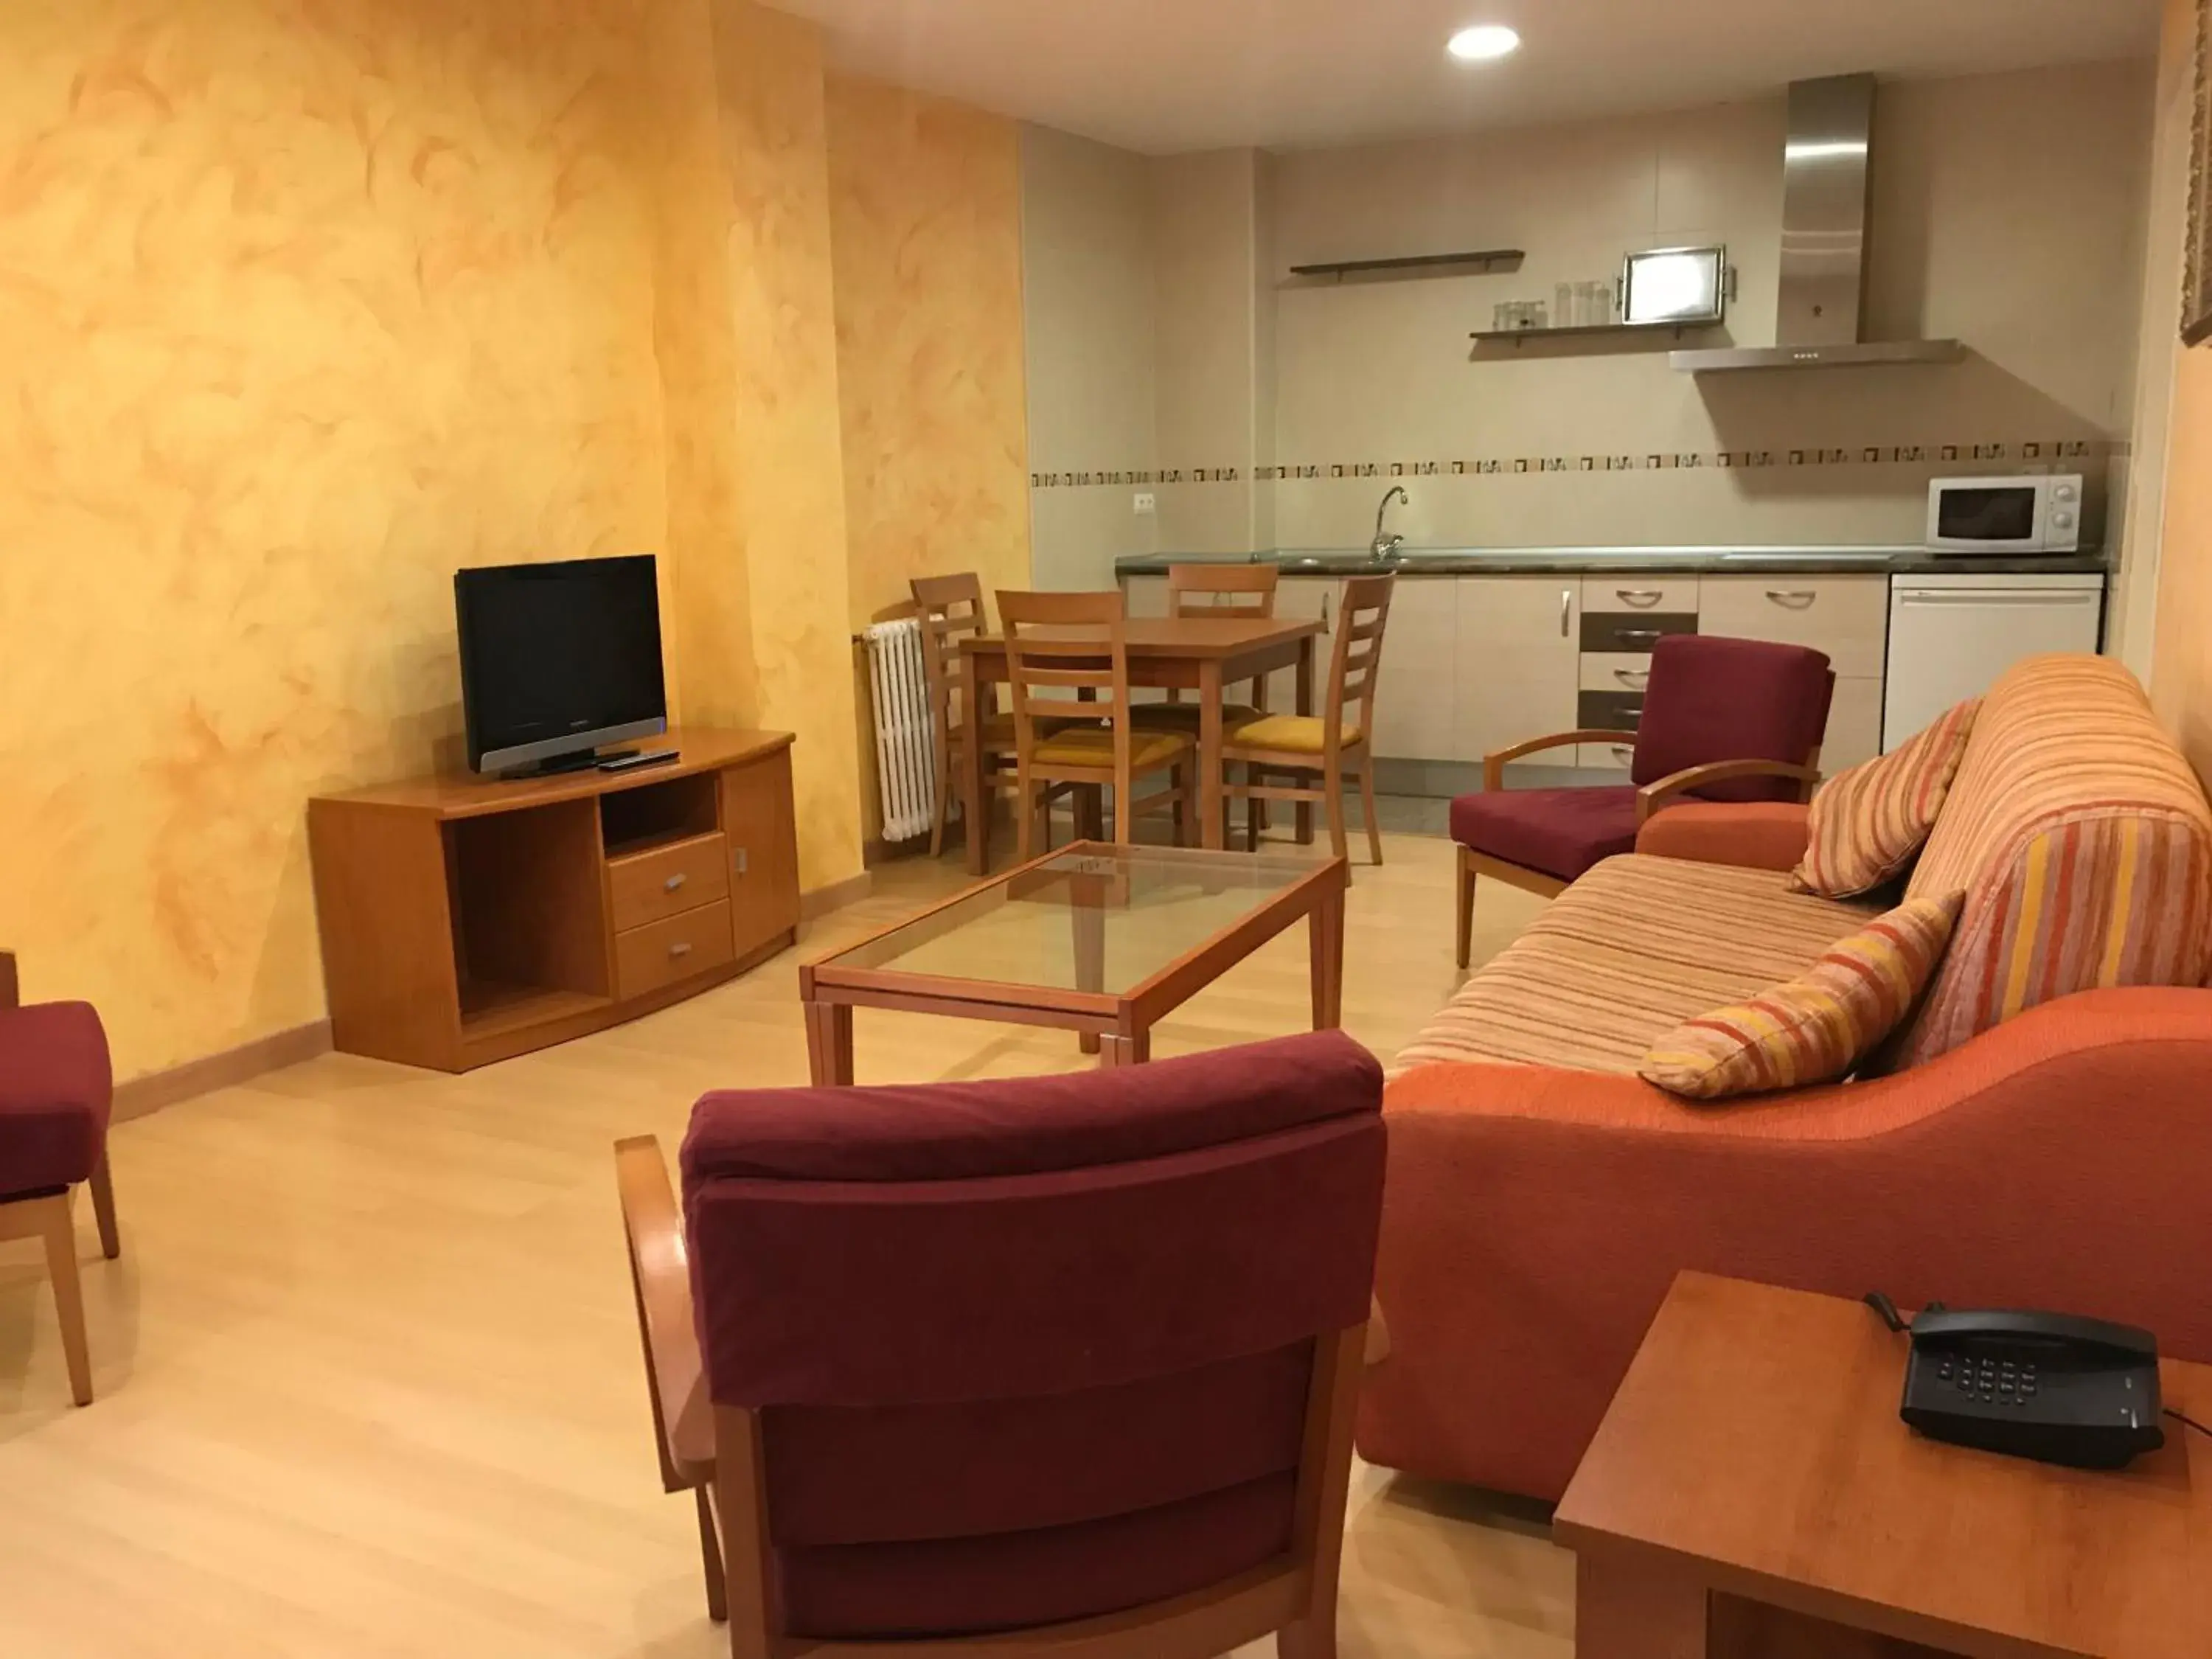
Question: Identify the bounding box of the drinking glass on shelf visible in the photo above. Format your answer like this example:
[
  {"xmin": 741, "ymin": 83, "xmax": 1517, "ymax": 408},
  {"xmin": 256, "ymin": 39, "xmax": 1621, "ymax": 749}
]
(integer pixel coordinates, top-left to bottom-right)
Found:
[
  {"xmin": 1556, "ymin": 284, "xmax": 1575, "ymax": 329},
  {"xmin": 1528, "ymin": 301, "xmax": 1548, "ymax": 330},
  {"xmin": 1493, "ymin": 302, "xmax": 1512, "ymax": 332}
]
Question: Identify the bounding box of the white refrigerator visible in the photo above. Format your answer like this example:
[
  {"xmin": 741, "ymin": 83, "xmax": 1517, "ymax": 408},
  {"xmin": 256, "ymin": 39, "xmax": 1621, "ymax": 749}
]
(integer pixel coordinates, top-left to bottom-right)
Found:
[{"xmin": 1882, "ymin": 572, "xmax": 2106, "ymax": 751}]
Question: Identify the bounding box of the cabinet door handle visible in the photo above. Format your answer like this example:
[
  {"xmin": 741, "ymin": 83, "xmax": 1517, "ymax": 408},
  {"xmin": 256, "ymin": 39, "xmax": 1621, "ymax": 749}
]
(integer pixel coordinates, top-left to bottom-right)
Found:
[
  {"xmin": 1615, "ymin": 627, "xmax": 1660, "ymax": 644},
  {"xmin": 663, "ymin": 872, "xmax": 689, "ymax": 894},
  {"xmin": 668, "ymin": 940, "xmax": 695, "ymax": 960},
  {"xmin": 1616, "ymin": 588, "xmax": 1663, "ymax": 608},
  {"xmin": 1765, "ymin": 589, "xmax": 1817, "ymax": 609},
  {"xmin": 1620, "ymin": 706, "xmax": 1645, "ymax": 723},
  {"xmin": 734, "ymin": 848, "xmax": 749, "ymax": 876},
  {"xmin": 1560, "ymin": 589, "xmax": 1573, "ymax": 638},
  {"xmin": 1611, "ymin": 745, "xmax": 1635, "ymax": 765},
  {"xmin": 1613, "ymin": 668, "xmax": 1649, "ymax": 689}
]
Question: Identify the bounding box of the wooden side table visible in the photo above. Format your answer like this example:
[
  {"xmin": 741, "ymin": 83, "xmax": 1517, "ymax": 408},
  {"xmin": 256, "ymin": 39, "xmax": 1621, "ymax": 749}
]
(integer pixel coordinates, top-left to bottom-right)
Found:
[{"xmin": 1557, "ymin": 1273, "xmax": 2212, "ymax": 1659}]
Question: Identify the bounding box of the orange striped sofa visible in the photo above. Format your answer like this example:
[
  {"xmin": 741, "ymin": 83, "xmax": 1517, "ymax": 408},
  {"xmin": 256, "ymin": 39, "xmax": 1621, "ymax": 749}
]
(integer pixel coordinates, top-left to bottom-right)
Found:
[{"xmin": 1358, "ymin": 655, "xmax": 2212, "ymax": 1501}]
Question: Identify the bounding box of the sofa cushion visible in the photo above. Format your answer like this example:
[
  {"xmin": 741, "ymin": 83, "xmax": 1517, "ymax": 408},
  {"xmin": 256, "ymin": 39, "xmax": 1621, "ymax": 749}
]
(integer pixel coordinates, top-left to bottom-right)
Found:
[
  {"xmin": 1394, "ymin": 855, "xmax": 1877, "ymax": 1077},
  {"xmin": 1894, "ymin": 655, "xmax": 2212, "ymax": 1068},
  {"xmin": 1639, "ymin": 891, "xmax": 1964, "ymax": 1100},
  {"xmin": 1790, "ymin": 699, "xmax": 1978, "ymax": 899},
  {"xmin": 1450, "ymin": 787, "xmax": 1641, "ymax": 883}
]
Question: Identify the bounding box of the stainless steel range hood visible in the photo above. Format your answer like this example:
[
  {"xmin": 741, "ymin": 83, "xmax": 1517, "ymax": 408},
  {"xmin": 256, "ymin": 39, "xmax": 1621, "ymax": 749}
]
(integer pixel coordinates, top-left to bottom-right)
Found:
[{"xmin": 1672, "ymin": 75, "xmax": 1963, "ymax": 372}]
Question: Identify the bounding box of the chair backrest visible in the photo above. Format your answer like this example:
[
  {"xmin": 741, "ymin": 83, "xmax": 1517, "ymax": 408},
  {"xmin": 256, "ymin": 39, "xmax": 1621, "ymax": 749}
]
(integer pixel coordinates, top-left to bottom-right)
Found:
[
  {"xmin": 1324, "ymin": 574, "xmax": 1395, "ymax": 745},
  {"xmin": 995, "ymin": 588, "xmax": 1130, "ymax": 771},
  {"xmin": 1631, "ymin": 633, "xmax": 1834, "ymax": 802},
  {"xmin": 1893, "ymin": 653, "xmax": 2212, "ymax": 1068},
  {"xmin": 911, "ymin": 572, "xmax": 988, "ymax": 737},
  {"xmin": 1167, "ymin": 563, "xmax": 1279, "ymax": 619},
  {"xmin": 680, "ymin": 1031, "xmax": 1387, "ymax": 1646}
]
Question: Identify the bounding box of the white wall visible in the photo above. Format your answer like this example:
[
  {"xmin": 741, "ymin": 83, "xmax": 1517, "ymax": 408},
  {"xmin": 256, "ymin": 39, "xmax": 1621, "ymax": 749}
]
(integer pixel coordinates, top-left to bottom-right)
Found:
[{"xmin": 1019, "ymin": 124, "xmax": 1158, "ymax": 589}]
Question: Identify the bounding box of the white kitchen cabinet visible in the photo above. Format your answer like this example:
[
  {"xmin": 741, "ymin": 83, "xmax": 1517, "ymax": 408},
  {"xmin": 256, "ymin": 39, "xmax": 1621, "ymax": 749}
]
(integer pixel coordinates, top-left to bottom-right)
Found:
[
  {"xmin": 1697, "ymin": 574, "xmax": 1890, "ymax": 678},
  {"xmin": 1368, "ymin": 578, "xmax": 1458, "ymax": 759},
  {"xmin": 1453, "ymin": 577, "xmax": 1581, "ymax": 765},
  {"xmin": 1123, "ymin": 575, "xmax": 1169, "ymax": 619},
  {"xmin": 1825, "ymin": 676, "xmax": 1884, "ymax": 773}
]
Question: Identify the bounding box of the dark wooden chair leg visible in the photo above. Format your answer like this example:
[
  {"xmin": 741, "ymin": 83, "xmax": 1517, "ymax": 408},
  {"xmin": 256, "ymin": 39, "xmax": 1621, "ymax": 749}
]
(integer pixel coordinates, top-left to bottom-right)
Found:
[{"xmin": 695, "ymin": 1486, "xmax": 728, "ymax": 1623}]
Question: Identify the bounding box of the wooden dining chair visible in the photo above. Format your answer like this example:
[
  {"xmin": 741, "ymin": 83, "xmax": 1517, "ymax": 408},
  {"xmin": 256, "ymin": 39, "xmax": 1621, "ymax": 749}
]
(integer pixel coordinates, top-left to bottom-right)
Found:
[
  {"xmin": 1135, "ymin": 563, "xmax": 1281, "ymax": 726},
  {"xmin": 909, "ymin": 573, "xmax": 1018, "ymax": 861},
  {"xmin": 997, "ymin": 590, "xmax": 1194, "ymax": 858},
  {"xmin": 1225, "ymin": 575, "xmax": 1394, "ymax": 867}
]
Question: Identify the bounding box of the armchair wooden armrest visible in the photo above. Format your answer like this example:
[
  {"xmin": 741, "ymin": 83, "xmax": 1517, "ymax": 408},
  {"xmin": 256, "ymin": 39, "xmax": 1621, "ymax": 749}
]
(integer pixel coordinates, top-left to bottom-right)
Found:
[
  {"xmin": 1482, "ymin": 731, "xmax": 1630, "ymax": 792},
  {"xmin": 1, "ymin": 950, "xmax": 16, "ymax": 1010},
  {"xmin": 615, "ymin": 1135, "xmax": 714, "ymax": 1492},
  {"xmin": 1635, "ymin": 759, "xmax": 1823, "ymax": 826}
]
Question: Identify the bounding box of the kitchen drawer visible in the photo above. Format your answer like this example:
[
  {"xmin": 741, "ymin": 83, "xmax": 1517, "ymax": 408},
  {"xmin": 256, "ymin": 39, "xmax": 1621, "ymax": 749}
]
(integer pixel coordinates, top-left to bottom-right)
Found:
[
  {"xmin": 1580, "ymin": 652, "xmax": 1654, "ymax": 695},
  {"xmin": 1580, "ymin": 737, "xmax": 1640, "ymax": 772},
  {"xmin": 616, "ymin": 900, "xmax": 736, "ymax": 1001},
  {"xmin": 1579, "ymin": 689, "xmax": 1646, "ymax": 734},
  {"xmin": 1581, "ymin": 611, "xmax": 1697, "ymax": 654},
  {"xmin": 608, "ymin": 831, "xmax": 731, "ymax": 933},
  {"xmin": 1697, "ymin": 574, "xmax": 1889, "ymax": 679},
  {"xmin": 1581, "ymin": 575, "xmax": 1699, "ymax": 615}
]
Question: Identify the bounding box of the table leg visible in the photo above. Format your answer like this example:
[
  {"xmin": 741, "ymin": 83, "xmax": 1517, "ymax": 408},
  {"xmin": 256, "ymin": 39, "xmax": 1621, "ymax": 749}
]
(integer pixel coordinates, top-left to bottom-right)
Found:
[
  {"xmin": 1295, "ymin": 636, "xmax": 1315, "ymax": 846},
  {"xmin": 1574, "ymin": 1551, "xmax": 1708, "ymax": 1659},
  {"xmin": 1073, "ymin": 873, "xmax": 1105, "ymax": 1055},
  {"xmin": 804, "ymin": 1001, "xmax": 854, "ymax": 1086},
  {"xmin": 1310, "ymin": 886, "xmax": 1344, "ymax": 1032},
  {"xmin": 1099, "ymin": 1029, "xmax": 1150, "ymax": 1067},
  {"xmin": 1200, "ymin": 659, "xmax": 1225, "ymax": 850}
]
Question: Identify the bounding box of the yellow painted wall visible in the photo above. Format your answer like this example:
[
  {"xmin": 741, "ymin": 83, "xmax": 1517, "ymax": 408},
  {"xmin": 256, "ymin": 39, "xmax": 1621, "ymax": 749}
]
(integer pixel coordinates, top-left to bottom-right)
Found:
[
  {"xmin": 0, "ymin": 0, "xmax": 1023, "ymax": 1078},
  {"xmin": 824, "ymin": 72, "xmax": 1029, "ymax": 843},
  {"xmin": 2149, "ymin": 0, "xmax": 2212, "ymax": 781},
  {"xmin": 0, "ymin": 0, "xmax": 670, "ymax": 1077}
]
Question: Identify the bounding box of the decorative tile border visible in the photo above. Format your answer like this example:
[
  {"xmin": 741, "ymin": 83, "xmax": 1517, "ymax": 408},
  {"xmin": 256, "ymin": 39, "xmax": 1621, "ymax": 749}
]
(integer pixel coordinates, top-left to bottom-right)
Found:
[{"xmin": 1030, "ymin": 439, "xmax": 2110, "ymax": 489}]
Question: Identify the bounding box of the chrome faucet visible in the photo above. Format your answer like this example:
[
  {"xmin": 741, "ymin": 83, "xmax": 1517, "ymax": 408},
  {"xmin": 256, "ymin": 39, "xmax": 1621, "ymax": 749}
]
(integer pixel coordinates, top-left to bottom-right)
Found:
[{"xmin": 1371, "ymin": 485, "xmax": 1409, "ymax": 565}]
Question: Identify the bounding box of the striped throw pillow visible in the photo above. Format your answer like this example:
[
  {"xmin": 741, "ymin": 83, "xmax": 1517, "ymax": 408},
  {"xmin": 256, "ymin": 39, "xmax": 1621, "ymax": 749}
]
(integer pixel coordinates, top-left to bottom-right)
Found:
[
  {"xmin": 1639, "ymin": 891, "xmax": 1964, "ymax": 1101},
  {"xmin": 1790, "ymin": 699, "xmax": 1980, "ymax": 899}
]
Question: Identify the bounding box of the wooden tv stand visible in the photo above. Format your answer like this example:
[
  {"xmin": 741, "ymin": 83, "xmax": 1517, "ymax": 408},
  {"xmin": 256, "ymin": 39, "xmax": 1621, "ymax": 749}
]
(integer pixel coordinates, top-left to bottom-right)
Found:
[{"xmin": 308, "ymin": 728, "xmax": 800, "ymax": 1073}]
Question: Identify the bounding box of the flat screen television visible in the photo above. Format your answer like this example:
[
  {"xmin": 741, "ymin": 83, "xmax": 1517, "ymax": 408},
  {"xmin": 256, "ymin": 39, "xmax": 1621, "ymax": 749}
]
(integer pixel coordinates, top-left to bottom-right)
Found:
[{"xmin": 455, "ymin": 554, "xmax": 667, "ymax": 776}]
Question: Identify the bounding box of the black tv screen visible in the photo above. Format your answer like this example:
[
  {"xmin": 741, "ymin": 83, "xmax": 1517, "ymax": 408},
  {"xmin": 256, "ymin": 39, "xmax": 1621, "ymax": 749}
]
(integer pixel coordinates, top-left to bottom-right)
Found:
[{"xmin": 455, "ymin": 555, "xmax": 667, "ymax": 774}]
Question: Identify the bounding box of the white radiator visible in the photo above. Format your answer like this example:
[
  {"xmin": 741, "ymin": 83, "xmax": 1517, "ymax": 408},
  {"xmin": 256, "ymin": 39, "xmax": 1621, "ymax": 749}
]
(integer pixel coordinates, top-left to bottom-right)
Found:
[{"xmin": 864, "ymin": 618, "xmax": 938, "ymax": 843}]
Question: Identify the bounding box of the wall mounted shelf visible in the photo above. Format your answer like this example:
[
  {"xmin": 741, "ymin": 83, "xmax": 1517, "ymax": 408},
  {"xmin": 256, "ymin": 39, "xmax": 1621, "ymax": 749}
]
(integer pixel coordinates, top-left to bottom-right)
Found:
[
  {"xmin": 1470, "ymin": 319, "xmax": 1724, "ymax": 347},
  {"xmin": 1291, "ymin": 248, "xmax": 1525, "ymax": 282}
]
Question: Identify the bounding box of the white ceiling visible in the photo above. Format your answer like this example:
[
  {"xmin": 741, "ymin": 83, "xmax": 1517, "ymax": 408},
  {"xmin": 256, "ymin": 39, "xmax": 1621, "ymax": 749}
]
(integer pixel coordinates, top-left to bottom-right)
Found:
[{"xmin": 775, "ymin": 0, "xmax": 2160, "ymax": 154}]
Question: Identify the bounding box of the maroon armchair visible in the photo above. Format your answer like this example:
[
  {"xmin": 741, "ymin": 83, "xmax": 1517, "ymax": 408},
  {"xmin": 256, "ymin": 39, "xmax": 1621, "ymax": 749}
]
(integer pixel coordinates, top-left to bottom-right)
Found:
[
  {"xmin": 1450, "ymin": 633, "xmax": 1834, "ymax": 966},
  {"xmin": 616, "ymin": 1030, "xmax": 1385, "ymax": 1658},
  {"xmin": 0, "ymin": 950, "xmax": 121, "ymax": 1407}
]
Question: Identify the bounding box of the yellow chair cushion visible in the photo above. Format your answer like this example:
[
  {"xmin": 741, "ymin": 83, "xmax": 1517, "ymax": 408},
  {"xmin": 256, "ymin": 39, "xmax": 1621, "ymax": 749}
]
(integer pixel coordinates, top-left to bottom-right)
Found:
[
  {"xmin": 1225, "ymin": 714, "xmax": 1361, "ymax": 756},
  {"xmin": 1030, "ymin": 725, "xmax": 1194, "ymax": 770}
]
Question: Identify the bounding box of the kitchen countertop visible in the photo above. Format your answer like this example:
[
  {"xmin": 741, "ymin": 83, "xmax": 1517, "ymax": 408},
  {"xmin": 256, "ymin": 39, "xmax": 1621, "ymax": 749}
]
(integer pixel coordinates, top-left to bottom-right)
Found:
[{"xmin": 1115, "ymin": 546, "xmax": 2112, "ymax": 578}]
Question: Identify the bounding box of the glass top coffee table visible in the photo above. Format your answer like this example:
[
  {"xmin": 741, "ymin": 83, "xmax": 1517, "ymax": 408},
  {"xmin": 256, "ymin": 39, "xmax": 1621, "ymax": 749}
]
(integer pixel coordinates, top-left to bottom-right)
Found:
[{"xmin": 798, "ymin": 841, "xmax": 1350, "ymax": 1081}]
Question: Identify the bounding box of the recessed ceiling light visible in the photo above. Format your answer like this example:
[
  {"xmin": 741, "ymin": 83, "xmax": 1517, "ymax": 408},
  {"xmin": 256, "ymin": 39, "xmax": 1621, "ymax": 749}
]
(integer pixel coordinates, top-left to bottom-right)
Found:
[{"xmin": 1447, "ymin": 24, "xmax": 1521, "ymax": 62}]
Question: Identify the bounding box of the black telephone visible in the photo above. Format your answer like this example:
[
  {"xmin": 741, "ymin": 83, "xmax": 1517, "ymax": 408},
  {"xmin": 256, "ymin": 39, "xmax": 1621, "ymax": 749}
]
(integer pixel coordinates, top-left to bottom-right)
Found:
[{"xmin": 1867, "ymin": 1295, "xmax": 2166, "ymax": 1470}]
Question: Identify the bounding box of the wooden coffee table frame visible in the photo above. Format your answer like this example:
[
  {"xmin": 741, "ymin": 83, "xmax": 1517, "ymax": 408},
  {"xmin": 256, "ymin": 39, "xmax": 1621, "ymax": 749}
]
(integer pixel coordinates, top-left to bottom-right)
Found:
[{"xmin": 799, "ymin": 842, "xmax": 1349, "ymax": 1082}]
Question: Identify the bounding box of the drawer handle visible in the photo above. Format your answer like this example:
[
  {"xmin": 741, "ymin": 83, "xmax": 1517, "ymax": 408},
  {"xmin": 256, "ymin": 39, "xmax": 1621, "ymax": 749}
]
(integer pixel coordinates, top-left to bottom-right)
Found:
[
  {"xmin": 1611, "ymin": 745, "xmax": 1635, "ymax": 765},
  {"xmin": 1615, "ymin": 628, "xmax": 1660, "ymax": 644},
  {"xmin": 1559, "ymin": 589, "xmax": 1572, "ymax": 639},
  {"xmin": 668, "ymin": 941, "xmax": 695, "ymax": 961},
  {"xmin": 664, "ymin": 872, "xmax": 689, "ymax": 894},
  {"xmin": 1765, "ymin": 590, "xmax": 1817, "ymax": 609},
  {"xmin": 1620, "ymin": 706, "xmax": 1644, "ymax": 722},
  {"xmin": 1615, "ymin": 588, "xmax": 1664, "ymax": 608},
  {"xmin": 1613, "ymin": 668, "xmax": 1649, "ymax": 689}
]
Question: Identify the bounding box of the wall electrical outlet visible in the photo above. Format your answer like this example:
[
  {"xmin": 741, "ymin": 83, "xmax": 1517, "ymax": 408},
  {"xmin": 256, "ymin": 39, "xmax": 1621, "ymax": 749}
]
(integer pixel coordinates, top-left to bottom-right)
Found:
[{"xmin": 1133, "ymin": 492, "xmax": 1157, "ymax": 515}]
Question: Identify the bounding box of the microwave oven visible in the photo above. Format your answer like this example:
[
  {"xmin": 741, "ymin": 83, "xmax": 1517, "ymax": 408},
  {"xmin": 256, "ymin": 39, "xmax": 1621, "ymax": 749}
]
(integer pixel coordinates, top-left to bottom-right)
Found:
[{"xmin": 1925, "ymin": 475, "xmax": 2085, "ymax": 554}]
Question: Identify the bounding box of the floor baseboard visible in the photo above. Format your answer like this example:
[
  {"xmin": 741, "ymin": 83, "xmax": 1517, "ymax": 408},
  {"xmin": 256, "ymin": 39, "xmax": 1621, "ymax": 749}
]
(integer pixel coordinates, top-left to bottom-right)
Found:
[
  {"xmin": 800, "ymin": 870, "xmax": 874, "ymax": 924},
  {"xmin": 113, "ymin": 1018, "xmax": 335, "ymax": 1123}
]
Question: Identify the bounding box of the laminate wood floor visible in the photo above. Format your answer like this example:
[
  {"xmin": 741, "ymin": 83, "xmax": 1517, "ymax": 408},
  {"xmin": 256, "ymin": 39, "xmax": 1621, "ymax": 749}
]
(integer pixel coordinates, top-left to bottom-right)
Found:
[{"xmin": 0, "ymin": 828, "xmax": 1571, "ymax": 1659}]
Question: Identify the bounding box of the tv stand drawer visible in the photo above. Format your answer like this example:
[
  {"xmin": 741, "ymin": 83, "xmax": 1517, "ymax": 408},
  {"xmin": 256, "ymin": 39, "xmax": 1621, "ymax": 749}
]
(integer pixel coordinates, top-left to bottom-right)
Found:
[
  {"xmin": 616, "ymin": 900, "xmax": 736, "ymax": 1000},
  {"xmin": 609, "ymin": 832, "xmax": 731, "ymax": 933}
]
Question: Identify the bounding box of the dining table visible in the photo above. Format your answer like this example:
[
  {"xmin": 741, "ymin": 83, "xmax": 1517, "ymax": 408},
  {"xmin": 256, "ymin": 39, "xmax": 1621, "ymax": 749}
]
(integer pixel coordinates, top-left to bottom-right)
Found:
[{"xmin": 959, "ymin": 614, "xmax": 1325, "ymax": 875}]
